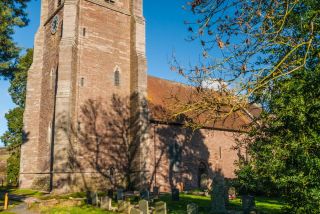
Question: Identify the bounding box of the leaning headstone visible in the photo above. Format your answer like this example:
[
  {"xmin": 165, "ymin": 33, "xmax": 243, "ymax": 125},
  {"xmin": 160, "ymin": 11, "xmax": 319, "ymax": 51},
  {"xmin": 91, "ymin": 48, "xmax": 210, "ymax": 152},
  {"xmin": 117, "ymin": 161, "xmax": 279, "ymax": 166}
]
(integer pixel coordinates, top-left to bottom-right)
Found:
[
  {"xmin": 211, "ymin": 174, "xmax": 227, "ymax": 213},
  {"xmin": 140, "ymin": 189, "xmax": 150, "ymax": 201},
  {"xmin": 101, "ymin": 196, "xmax": 112, "ymax": 210},
  {"xmin": 171, "ymin": 188, "xmax": 179, "ymax": 201},
  {"xmin": 118, "ymin": 200, "xmax": 131, "ymax": 213},
  {"xmin": 117, "ymin": 189, "xmax": 124, "ymax": 201},
  {"xmin": 155, "ymin": 201, "xmax": 167, "ymax": 214},
  {"xmin": 131, "ymin": 208, "xmax": 143, "ymax": 214},
  {"xmin": 242, "ymin": 195, "xmax": 256, "ymax": 214},
  {"xmin": 139, "ymin": 199, "xmax": 149, "ymax": 214},
  {"xmin": 187, "ymin": 203, "xmax": 198, "ymax": 214}
]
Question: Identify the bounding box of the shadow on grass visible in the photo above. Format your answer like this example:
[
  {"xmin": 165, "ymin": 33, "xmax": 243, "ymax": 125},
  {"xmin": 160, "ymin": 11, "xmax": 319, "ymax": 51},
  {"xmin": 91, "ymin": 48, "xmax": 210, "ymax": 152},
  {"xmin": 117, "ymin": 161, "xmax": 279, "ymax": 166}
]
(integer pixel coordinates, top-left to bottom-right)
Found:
[
  {"xmin": 0, "ymin": 188, "xmax": 44, "ymax": 211},
  {"xmin": 156, "ymin": 193, "xmax": 285, "ymax": 214}
]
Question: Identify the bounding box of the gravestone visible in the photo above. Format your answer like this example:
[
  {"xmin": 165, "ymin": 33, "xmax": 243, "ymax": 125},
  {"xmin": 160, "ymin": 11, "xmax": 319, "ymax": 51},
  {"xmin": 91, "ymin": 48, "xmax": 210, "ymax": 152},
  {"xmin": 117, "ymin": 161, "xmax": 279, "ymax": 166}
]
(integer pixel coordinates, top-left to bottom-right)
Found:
[
  {"xmin": 92, "ymin": 192, "xmax": 100, "ymax": 206},
  {"xmin": 211, "ymin": 174, "xmax": 227, "ymax": 214},
  {"xmin": 153, "ymin": 186, "xmax": 159, "ymax": 196},
  {"xmin": 228, "ymin": 187, "xmax": 236, "ymax": 200},
  {"xmin": 101, "ymin": 196, "xmax": 112, "ymax": 210},
  {"xmin": 107, "ymin": 189, "xmax": 114, "ymax": 198},
  {"xmin": 139, "ymin": 199, "xmax": 149, "ymax": 214},
  {"xmin": 86, "ymin": 191, "xmax": 94, "ymax": 205},
  {"xmin": 171, "ymin": 188, "xmax": 179, "ymax": 201},
  {"xmin": 155, "ymin": 201, "xmax": 167, "ymax": 214},
  {"xmin": 117, "ymin": 189, "xmax": 124, "ymax": 201},
  {"xmin": 140, "ymin": 189, "xmax": 150, "ymax": 201},
  {"xmin": 187, "ymin": 203, "xmax": 198, "ymax": 214},
  {"xmin": 131, "ymin": 208, "xmax": 143, "ymax": 214},
  {"xmin": 118, "ymin": 200, "xmax": 131, "ymax": 213},
  {"xmin": 242, "ymin": 195, "xmax": 256, "ymax": 214}
]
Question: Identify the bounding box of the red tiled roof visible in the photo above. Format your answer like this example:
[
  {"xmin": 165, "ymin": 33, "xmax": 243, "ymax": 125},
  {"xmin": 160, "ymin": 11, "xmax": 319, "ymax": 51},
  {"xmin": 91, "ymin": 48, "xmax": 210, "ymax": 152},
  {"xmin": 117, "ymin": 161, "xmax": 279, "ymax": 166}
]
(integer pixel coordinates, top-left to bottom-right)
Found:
[{"xmin": 147, "ymin": 76, "xmax": 260, "ymax": 131}]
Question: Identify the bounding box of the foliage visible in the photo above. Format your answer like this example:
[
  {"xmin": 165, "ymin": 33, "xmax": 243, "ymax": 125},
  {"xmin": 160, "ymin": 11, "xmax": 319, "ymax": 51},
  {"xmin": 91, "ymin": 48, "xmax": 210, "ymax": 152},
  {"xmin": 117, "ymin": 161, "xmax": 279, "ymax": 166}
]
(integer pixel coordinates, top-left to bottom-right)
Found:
[
  {"xmin": 1, "ymin": 49, "xmax": 33, "ymax": 186},
  {"xmin": 171, "ymin": 0, "xmax": 320, "ymax": 212},
  {"xmin": 237, "ymin": 67, "xmax": 320, "ymax": 213},
  {"xmin": 0, "ymin": 0, "xmax": 30, "ymax": 78},
  {"xmin": 170, "ymin": 0, "xmax": 320, "ymax": 125}
]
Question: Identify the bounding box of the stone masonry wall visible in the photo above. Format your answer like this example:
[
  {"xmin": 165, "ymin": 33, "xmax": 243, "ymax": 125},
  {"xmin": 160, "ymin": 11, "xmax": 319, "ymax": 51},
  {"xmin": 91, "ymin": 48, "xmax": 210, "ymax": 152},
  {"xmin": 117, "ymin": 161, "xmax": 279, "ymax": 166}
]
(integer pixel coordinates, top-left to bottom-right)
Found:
[{"xmin": 149, "ymin": 123, "xmax": 240, "ymax": 192}]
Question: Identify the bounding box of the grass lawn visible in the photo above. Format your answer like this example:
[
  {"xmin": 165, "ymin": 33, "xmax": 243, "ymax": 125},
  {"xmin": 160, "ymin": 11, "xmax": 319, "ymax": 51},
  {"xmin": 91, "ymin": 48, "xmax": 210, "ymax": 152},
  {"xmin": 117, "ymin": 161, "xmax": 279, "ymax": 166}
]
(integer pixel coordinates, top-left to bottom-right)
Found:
[
  {"xmin": 157, "ymin": 193, "xmax": 285, "ymax": 214},
  {"xmin": 40, "ymin": 205, "xmax": 114, "ymax": 214},
  {"xmin": 0, "ymin": 187, "xmax": 43, "ymax": 211},
  {"xmin": 0, "ymin": 188, "xmax": 285, "ymax": 213}
]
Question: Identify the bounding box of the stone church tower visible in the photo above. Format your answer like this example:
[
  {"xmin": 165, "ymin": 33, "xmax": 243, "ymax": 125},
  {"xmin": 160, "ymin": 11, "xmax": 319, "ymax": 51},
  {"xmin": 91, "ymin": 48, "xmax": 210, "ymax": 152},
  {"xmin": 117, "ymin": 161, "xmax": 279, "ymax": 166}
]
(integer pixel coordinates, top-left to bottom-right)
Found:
[{"xmin": 20, "ymin": 0, "xmax": 148, "ymax": 192}]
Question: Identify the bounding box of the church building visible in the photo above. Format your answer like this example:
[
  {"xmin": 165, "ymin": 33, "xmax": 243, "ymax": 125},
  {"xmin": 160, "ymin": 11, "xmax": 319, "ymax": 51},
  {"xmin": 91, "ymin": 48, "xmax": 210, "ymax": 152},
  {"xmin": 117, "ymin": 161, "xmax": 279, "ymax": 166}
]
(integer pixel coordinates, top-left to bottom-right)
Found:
[{"xmin": 19, "ymin": 0, "xmax": 257, "ymax": 193}]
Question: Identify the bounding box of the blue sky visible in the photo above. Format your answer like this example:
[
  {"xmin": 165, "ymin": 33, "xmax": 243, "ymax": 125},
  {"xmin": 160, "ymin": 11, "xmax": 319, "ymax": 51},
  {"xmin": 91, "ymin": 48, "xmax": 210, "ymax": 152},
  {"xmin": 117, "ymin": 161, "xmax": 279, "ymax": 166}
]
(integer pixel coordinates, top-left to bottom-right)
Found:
[{"xmin": 0, "ymin": 0, "xmax": 204, "ymax": 146}]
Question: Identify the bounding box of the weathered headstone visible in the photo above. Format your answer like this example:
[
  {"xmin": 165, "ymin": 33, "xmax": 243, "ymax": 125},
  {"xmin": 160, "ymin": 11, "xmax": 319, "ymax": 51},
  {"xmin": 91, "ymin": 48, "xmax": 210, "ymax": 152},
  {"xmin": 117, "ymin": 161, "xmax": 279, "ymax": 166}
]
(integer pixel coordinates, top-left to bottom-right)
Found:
[
  {"xmin": 171, "ymin": 188, "xmax": 179, "ymax": 201},
  {"xmin": 187, "ymin": 203, "xmax": 198, "ymax": 214},
  {"xmin": 242, "ymin": 195, "xmax": 256, "ymax": 214},
  {"xmin": 101, "ymin": 196, "xmax": 112, "ymax": 210},
  {"xmin": 140, "ymin": 189, "xmax": 150, "ymax": 201},
  {"xmin": 211, "ymin": 174, "xmax": 227, "ymax": 214},
  {"xmin": 155, "ymin": 201, "xmax": 167, "ymax": 214},
  {"xmin": 92, "ymin": 192, "xmax": 100, "ymax": 206},
  {"xmin": 118, "ymin": 200, "xmax": 131, "ymax": 213},
  {"xmin": 139, "ymin": 199, "xmax": 149, "ymax": 214},
  {"xmin": 117, "ymin": 189, "xmax": 124, "ymax": 201},
  {"xmin": 131, "ymin": 207, "xmax": 143, "ymax": 214}
]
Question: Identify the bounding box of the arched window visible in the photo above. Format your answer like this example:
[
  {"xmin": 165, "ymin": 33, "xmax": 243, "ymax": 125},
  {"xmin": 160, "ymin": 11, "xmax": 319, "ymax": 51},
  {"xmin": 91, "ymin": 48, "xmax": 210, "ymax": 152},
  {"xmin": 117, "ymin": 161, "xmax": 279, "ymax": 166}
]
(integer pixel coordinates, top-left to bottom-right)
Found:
[
  {"xmin": 198, "ymin": 162, "xmax": 208, "ymax": 188},
  {"xmin": 114, "ymin": 69, "xmax": 120, "ymax": 86}
]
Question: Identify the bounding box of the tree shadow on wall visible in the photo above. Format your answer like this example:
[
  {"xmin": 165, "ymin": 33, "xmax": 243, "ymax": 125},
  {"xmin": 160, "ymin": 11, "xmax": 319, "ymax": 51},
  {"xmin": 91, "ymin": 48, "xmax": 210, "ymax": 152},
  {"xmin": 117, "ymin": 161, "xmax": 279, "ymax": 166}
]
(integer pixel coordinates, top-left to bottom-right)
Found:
[
  {"xmin": 53, "ymin": 93, "xmax": 228, "ymax": 193},
  {"xmin": 150, "ymin": 120, "xmax": 217, "ymax": 192},
  {"xmin": 54, "ymin": 93, "xmax": 149, "ymax": 192}
]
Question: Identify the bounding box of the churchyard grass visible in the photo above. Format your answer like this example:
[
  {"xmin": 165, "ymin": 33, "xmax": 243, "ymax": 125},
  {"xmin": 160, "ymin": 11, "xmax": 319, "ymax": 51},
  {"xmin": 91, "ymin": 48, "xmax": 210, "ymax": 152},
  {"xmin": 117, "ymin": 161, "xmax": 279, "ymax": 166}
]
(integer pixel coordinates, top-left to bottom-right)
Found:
[
  {"xmin": 0, "ymin": 188, "xmax": 285, "ymax": 213},
  {"xmin": 0, "ymin": 187, "xmax": 42, "ymax": 211},
  {"xmin": 157, "ymin": 193, "xmax": 285, "ymax": 214},
  {"xmin": 40, "ymin": 205, "xmax": 115, "ymax": 214}
]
